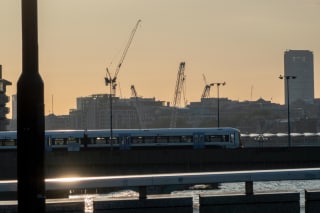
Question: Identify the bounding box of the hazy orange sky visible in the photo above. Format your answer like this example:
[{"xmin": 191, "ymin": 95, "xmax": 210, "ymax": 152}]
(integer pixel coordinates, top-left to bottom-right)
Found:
[{"xmin": 1, "ymin": 0, "xmax": 320, "ymax": 117}]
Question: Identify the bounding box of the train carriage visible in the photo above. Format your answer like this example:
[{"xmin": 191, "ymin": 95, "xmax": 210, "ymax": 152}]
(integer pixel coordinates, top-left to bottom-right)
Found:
[{"xmin": 0, "ymin": 127, "xmax": 241, "ymax": 151}]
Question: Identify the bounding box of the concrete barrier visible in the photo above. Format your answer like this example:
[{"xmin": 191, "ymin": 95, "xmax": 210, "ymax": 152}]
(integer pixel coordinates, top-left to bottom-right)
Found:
[
  {"xmin": 0, "ymin": 192, "xmax": 16, "ymax": 201},
  {"xmin": 46, "ymin": 199, "xmax": 84, "ymax": 212},
  {"xmin": 305, "ymin": 190, "xmax": 320, "ymax": 213},
  {"xmin": 199, "ymin": 192, "xmax": 300, "ymax": 213},
  {"xmin": 0, "ymin": 202, "xmax": 16, "ymax": 213},
  {"xmin": 93, "ymin": 196, "xmax": 193, "ymax": 213},
  {"xmin": 0, "ymin": 199, "xmax": 84, "ymax": 213}
]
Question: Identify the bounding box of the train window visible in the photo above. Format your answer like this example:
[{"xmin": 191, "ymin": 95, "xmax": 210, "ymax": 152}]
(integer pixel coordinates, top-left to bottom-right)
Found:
[
  {"xmin": 0, "ymin": 139, "xmax": 16, "ymax": 146},
  {"xmin": 206, "ymin": 135, "xmax": 230, "ymax": 142},
  {"xmin": 80, "ymin": 137, "xmax": 93, "ymax": 145},
  {"xmin": 156, "ymin": 136, "xmax": 168, "ymax": 143},
  {"xmin": 210, "ymin": 136, "xmax": 215, "ymax": 142},
  {"xmin": 168, "ymin": 136, "xmax": 181, "ymax": 143},
  {"xmin": 230, "ymin": 134, "xmax": 235, "ymax": 143},
  {"xmin": 120, "ymin": 136, "xmax": 130, "ymax": 145},
  {"xmin": 193, "ymin": 135, "xmax": 199, "ymax": 142},
  {"xmin": 105, "ymin": 137, "xmax": 111, "ymax": 144},
  {"xmin": 223, "ymin": 135, "xmax": 229, "ymax": 142},
  {"xmin": 95, "ymin": 137, "xmax": 106, "ymax": 144},
  {"xmin": 66, "ymin": 137, "xmax": 78, "ymax": 144},
  {"xmin": 107, "ymin": 137, "xmax": 118, "ymax": 144},
  {"xmin": 144, "ymin": 136, "xmax": 155, "ymax": 143},
  {"xmin": 181, "ymin": 136, "xmax": 193, "ymax": 143},
  {"xmin": 52, "ymin": 138, "xmax": 64, "ymax": 145},
  {"xmin": 132, "ymin": 136, "xmax": 143, "ymax": 144}
]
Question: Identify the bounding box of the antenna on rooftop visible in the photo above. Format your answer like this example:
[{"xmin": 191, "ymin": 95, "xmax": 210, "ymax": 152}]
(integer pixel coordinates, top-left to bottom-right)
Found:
[
  {"xmin": 51, "ymin": 94, "xmax": 54, "ymax": 115},
  {"xmin": 251, "ymin": 85, "xmax": 253, "ymax": 101}
]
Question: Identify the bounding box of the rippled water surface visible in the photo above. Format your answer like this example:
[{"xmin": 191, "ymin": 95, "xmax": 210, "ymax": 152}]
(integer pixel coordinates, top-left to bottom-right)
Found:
[{"xmin": 73, "ymin": 180, "xmax": 320, "ymax": 213}]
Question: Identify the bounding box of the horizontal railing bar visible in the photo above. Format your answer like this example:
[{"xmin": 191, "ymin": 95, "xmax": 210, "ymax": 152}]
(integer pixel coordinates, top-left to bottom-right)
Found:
[{"xmin": 1, "ymin": 168, "xmax": 320, "ymax": 192}]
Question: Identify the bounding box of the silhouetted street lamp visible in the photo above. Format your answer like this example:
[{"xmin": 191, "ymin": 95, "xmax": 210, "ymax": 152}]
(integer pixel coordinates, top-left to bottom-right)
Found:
[
  {"xmin": 105, "ymin": 68, "xmax": 115, "ymax": 144},
  {"xmin": 18, "ymin": 0, "xmax": 45, "ymax": 211},
  {"xmin": 279, "ymin": 75, "xmax": 296, "ymax": 147},
  {"xmin": 212, "ymin": 82, "xmax": 226, "ymax": 127}
]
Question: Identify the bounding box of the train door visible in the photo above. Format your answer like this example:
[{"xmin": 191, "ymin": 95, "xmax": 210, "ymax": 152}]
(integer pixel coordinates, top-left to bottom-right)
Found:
[
  {"xmin": 193, "ymin": 132, "xmax": 205, "ymax": 149},
  {"xmin": 119, "ymin": 134, "xmax": 131, "ymax": 150},
  {"xmin": 45, "ymin": 135, "xmax": 52, "ymax": 152}
]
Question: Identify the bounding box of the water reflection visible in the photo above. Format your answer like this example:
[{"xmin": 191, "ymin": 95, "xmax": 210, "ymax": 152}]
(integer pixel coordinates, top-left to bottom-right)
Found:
[{"xmin": 68, "ymin": 180, "xmax": 320, "ymax": 213}]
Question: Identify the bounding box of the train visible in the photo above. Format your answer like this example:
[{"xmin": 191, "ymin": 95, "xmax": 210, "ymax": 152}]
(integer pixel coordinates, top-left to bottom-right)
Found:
[{"xmin": 0, "ymin": 127, "xmax": 242, "ymax": 151}]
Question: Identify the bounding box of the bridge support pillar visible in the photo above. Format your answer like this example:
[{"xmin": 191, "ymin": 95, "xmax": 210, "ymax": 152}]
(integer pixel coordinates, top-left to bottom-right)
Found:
[
  {"xmin": 245, "ymin": 181, "xmax": 253, "ymax": 195},
  {"xmin": 305, "ymin": 190, "xmax": 320, "ymax": 213},
  {"xmin": 139, "ymin": 186, "xmax": 147, "ymax": 199}
]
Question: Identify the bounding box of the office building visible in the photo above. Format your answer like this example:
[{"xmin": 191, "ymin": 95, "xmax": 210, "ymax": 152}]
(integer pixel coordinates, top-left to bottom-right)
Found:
[{"xmin": 284, "ymin": 50, "xmax": 314, "ymax": 104}]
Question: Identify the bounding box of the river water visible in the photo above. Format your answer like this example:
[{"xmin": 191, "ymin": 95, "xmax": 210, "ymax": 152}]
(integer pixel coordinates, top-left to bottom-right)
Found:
[{"xmin": 73, "ymin": 180, "xmax": 320, "ymax": 213}]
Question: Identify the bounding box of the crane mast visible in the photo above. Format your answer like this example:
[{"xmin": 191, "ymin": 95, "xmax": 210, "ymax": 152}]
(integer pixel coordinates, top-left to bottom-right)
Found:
[
  {"xmin": 170, "ymin": 62, "xmax": 186, "ymax": 128},
  {"xmin": 105, "ymin": 19, "xmax": 141, "ymax": 96},
  {"xmin": 201, "ymin": 85, "xmax": 211, "ymax": 99},
  {"xmin": 130, "ymin": 85, "xmax": 144, "ymax": 129},
  {"xmin": 130, "ymin": 85, "xmax": 138, "ymax": 97},
  {"xmin": 201, "ymin": 74, "xmax": 214, "ymax": 99}
]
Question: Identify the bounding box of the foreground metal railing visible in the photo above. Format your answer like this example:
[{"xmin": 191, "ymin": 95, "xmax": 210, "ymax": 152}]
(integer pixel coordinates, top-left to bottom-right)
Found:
[{"xmin": 1, "ymin": 168, "xmax": 320, "ymax": 199}]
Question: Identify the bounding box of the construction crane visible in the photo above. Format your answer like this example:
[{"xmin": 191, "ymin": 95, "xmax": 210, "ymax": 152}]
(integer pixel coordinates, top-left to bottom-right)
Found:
[
  {"xmin": 105, "ymin": 19, "xmax": 141, "ymax": 96},
  {"xmin": 170, "ymin": 62, "xmax": 186, "ymax": 128},
  {"xmin": 130, "ymin": 85, "xmax": 138, "ymax": 98},
  {"xmin": 201, "ymin": 74, "xmax": 214, "ymax": 99},
  {"xmin": 105, "ymin": 20, "xmax": 141, "ymax": 140},
  {"xmin": 130, "ymin": 85, "xmax": 144, "ymax": 129}
]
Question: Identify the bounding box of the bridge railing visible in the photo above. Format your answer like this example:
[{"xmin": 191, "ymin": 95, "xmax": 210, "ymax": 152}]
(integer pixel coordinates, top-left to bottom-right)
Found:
[{"xmin": 1, "ymin": 167, "xmax": 320, "ymax": 199}]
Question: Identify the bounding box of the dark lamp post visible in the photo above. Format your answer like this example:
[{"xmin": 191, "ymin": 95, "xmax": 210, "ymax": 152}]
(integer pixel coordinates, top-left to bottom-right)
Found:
[
  {"xmin": 212, "ymin": 82, "xmax": 226, "ymax": 128},
  {"xmin": 279, "ymin": 75, "xmax": 296, "ymax": 147},
  {"xmin": 18, "ymin": 0, "xmax": 45, "ymax": 212},
  {"xmin": 105, "ymin": 68, "xmax": 115, "ymax": 145}
]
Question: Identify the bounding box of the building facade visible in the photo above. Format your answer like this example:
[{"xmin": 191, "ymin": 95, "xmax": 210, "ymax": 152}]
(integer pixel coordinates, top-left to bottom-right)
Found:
[
  {"xmin": 68, "ymin": 94, "xmax": 168, "ymax": 130},
  {"xmin": 284, "ymin": 50, "xmax": 314, "ymax": 104},
  {"xmin": 0, "ymin": 65, "xmax": 12, "ymax": 130}
]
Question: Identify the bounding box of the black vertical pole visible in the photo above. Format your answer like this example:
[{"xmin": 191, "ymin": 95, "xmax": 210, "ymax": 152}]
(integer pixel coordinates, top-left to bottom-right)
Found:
[
  {"xmin": 110, "ymin": 84, "xmax": 113, "ymax": 141},
  {"xmin": 217, "ymin": 85, "xmax": 220, "ymax": 128},
  {"xmin": 17, "ymin": 0, "xmax": 45, "ymax": 212},
  {"xmin": 287, "ymin": 78, "xmax": 291, "ymax": 147}
]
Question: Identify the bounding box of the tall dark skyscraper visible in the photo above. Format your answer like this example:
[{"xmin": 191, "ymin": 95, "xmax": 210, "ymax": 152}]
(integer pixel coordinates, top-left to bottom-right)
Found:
[{"xmin": 284, "ymin": 50, "xmax": 314, "ymax": 104}]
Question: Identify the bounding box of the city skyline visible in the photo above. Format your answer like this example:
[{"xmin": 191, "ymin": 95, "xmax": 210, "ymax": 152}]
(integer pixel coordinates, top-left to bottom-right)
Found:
[{"xmin": 1, "ymin": 0, "xmax": 320, "ymax": 116}]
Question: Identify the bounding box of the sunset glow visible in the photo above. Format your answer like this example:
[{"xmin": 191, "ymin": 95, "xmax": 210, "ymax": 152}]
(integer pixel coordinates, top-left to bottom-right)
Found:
[{"xmin": 1, "ymin": 0, "xmax": 320, "ymax": 116}]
